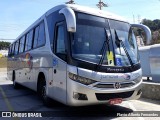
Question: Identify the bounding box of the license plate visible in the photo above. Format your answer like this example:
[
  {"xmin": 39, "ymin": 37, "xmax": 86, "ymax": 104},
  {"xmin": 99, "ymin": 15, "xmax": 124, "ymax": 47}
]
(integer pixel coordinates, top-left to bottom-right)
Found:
[{"xmin": 109, "ymin": 98, "xmax": 122, "ymax": 105}]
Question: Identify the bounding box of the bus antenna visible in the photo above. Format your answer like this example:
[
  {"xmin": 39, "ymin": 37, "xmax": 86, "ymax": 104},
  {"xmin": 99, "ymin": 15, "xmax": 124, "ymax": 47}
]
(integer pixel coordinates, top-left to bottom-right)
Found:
[
  {"xmin": 66, "ymin": 0, "xmax": 75, "ymax": 4},
  {"xmin": 96, "ymin": 0, "xmax": 108, "ymax": 10}
]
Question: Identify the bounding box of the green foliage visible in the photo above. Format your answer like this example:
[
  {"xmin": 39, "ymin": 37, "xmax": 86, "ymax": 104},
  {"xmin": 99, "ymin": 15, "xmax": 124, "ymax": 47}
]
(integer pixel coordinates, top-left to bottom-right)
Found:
[
  {"xmin": 0, "ymin": 41, "xmax": 11, "ymax": 50},
  {"xmin": 142, "ymin": 19, "xmax": 160, "ymax": 31},
  {"xmin": 141, "ymin": 19, "xmax": 160, "ymax": 44}
]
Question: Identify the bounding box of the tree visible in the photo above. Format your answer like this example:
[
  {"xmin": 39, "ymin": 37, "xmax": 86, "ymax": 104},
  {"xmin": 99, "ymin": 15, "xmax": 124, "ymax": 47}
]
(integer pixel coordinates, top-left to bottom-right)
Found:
[
  {"xmin": 142, "ymin": 19, "xmax": 160, "ymax": 31},
  {"xmin": 141, "ymin": 19, "xmax": 160, "ymax": 44},
  {"xmin": 0, "ymin": 41, "xmax": 11, "ymax": 50}
]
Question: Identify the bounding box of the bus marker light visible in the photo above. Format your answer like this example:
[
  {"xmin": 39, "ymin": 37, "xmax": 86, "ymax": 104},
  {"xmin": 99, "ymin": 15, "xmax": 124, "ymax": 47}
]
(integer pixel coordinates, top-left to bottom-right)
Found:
[{"xmin": 109, "ymin": 98, "xmax": 122, "ymax": 105}]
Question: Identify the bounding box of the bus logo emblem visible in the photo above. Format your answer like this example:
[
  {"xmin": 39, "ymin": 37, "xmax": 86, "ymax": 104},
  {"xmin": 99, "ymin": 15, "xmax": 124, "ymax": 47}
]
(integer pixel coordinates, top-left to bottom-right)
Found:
[
  {"xmin": 123, "ymin": 74, "xmax": 130, "ymax": 80},
  {"xmin": 114, "ymin": 82, "xmax": 121, "ymax": 89}
]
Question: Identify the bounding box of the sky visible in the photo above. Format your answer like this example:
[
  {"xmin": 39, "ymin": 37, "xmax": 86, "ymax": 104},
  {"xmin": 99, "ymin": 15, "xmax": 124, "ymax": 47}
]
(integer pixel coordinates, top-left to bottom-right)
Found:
[{"xmin": 0, "ymin": 0, "xmax": 160, "ymax": 42}]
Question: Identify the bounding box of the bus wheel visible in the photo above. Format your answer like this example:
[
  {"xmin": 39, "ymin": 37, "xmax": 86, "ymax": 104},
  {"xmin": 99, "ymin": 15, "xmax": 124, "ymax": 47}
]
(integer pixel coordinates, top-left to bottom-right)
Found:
[
  {"xmin": 38, "ymin": 79, "xmax": 51, "ymax": 107},
  {"xmin": 12, "ymin": 71, "xmax": 19, "ymax": 89}
]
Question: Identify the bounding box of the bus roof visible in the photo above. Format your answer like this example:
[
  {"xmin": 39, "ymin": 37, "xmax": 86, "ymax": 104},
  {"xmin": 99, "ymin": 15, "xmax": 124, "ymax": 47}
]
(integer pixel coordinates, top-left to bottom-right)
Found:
[
  {"xmin": 67, "ymin": 4, "xmax": 128, "ymax": 22},
  {"xmin": 46, "ymin": 4, "xmax": 128, "ymax": 22},
  {"xmin": 13, "ymin": 4, "xmax": 128, "ymax": 43}
]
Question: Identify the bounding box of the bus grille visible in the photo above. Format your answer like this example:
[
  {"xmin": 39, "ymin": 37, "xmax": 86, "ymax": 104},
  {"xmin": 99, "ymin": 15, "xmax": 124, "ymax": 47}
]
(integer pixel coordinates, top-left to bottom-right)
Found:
[
  {"xmin": 94, "ymin": 84, "xmax": 113, "ymax": 88},
  {"xmin": 94, "ymin": 82, "xmax": 135, "ymax": 89},
  {"xmin": 95, "ymin": 91, "xmax": 134, "ymax": 101}
]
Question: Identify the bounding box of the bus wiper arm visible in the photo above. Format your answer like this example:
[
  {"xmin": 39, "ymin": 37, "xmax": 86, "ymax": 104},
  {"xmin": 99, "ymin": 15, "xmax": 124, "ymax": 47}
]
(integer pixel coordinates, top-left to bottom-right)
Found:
[
  {"xmin": 95, "ymin": 40, "xmax": 107, "ymax": 71},
  {"xmin": 95, "ymin": 28, "xmax": 110, "ymax": 70},
  {"xmin": 105, "ymin": 28, "xmax": 111, "ymax": 54},
  {"xmin": 115, "ymin": 30, "xmax": 134, "ymax": 67}
]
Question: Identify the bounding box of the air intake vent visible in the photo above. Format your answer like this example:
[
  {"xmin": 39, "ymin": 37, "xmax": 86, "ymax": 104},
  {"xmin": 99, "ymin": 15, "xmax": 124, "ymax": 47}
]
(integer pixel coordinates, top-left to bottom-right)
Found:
[
  {"xmin": 95, "ymin": 91, "xmax": 134, "ymax": 101},
  {"xmin": 94, "ymin": 82, "xmax": 135, "ymax": 89}
]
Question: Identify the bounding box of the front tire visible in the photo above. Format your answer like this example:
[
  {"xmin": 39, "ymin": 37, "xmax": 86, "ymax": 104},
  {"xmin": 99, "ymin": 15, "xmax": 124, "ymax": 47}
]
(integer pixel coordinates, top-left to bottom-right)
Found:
[{"xmin": 38, "ymin": 78, "xmax": 51, "ymax": 107}]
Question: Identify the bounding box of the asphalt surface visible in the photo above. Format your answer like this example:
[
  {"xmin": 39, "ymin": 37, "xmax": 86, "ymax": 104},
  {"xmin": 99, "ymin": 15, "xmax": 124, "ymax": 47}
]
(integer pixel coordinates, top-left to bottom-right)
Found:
[{"xmin": 0, "ymin": 71, "xmax": 160, "ymax": 120}]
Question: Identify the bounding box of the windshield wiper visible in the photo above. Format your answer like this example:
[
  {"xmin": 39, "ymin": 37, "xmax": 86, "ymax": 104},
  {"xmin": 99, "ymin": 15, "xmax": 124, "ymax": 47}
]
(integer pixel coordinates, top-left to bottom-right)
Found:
[
  {"xmin": 114, "ymin": 30, "xmax": 134, "ymax": 67},
  {"xmin": 95, "ymin": 28, "xmax": 110, "ymax": 70}
]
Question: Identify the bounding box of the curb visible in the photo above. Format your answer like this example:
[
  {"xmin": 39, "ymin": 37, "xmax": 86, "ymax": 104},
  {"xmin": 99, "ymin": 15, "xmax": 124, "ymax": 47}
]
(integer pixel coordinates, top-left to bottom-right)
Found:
[{"xmin": 141, "ymin": 82, "xmax": 160, "ymax": 100}]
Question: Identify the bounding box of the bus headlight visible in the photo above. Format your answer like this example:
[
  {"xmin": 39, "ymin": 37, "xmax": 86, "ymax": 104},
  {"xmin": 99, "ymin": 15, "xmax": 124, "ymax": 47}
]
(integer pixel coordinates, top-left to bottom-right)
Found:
[{"xmin": 68, "ymin": 72, "xmax": 97, "ymax": 85}]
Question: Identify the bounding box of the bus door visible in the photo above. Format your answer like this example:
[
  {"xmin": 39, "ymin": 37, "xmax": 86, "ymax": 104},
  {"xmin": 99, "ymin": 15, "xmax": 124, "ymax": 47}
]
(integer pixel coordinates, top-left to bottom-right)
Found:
[{"xmin": 52, "ymin": 22, "xmax": 67, "ymax": 104}]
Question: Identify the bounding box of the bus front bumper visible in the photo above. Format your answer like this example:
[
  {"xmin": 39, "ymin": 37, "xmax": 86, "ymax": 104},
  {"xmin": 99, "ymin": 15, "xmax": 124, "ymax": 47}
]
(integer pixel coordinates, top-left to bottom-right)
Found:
[{"xmin": 66, "ymin": 79, "xmax": 142, "ymax": 106}]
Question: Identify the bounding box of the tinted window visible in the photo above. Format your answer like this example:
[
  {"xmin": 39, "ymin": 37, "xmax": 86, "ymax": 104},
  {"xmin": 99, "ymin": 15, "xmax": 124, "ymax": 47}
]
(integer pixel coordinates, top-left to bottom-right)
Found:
[
  {"xmin": 33, "ymin": 26, "xmax": 39, "ymax": 48},
  {"xmin": 25, "ymin": 30, "xmax": 33, "ymax": 51},
  {"xmin": 25, "ymin": 33, "xmax": 30, "ymax": 51},
  {"xmin": 47, "ymin": 14, "xmax": 54, "ymax": 46},
  {"xmin": 29, "ymin": 30, "xmax": 34, "ymax": 49},
  {"xmin": 78, "ymin": 13, "xmax": 105, "ymax": 23},
  {"xmin": 109, "ymin": 19, "xmax": 130, "ymax": 32},
  {"xmin": 11, "ymin": 44, "xmax": 15, "ymax": 55},
  {"xmin": 8, "ymin": 46, "xmax": 11, "ymax": 56},
  {"xmin": 37, "ymin": 22, "xmax": 45, "ymax": 47},
  {"xmin": 76, "ymin": 12, "xmax": 108, "ymax": 28},
  {"xmin": 14, "ymin": 40, "xmax": 19, "ymax": 55},
  {"xmin": 56, "ymin": 25, "xmax": 65, "ymax": 54},
  {"xmin": 19, "ymin": 36, "xmax": 25, "ymax": 53},
  {"xmin": 9, "ymin": 45, "xmax": 12, "ymax": 53},
  {"xmin": 46, "ymin": 11, "xmax": 65, "ymax": 50},
  {"xmin": 109, "ymin": 20, "xmax": 139, "ymax": 66},
  {"xmin": 33, "ymin": 21, "xmax": 45, "ymax": 48}
]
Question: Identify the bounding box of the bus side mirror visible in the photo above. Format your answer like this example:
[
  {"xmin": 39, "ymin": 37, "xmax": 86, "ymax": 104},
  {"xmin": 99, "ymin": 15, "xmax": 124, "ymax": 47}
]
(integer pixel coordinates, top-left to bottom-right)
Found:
[
  {"xmin": 59, "ymin": 7, "xmax": 76, "ymax": 33},
  {"xmin": 131, "ymin": 24, "xmax": 152, "ymax": 45}
]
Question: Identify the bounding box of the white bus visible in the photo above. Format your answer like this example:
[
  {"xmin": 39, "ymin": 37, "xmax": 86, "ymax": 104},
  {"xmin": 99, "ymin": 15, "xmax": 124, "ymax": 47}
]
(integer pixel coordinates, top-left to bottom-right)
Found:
[{"xmin": 7, "ymin": 4, "xmax": 151, "ymax": 106}]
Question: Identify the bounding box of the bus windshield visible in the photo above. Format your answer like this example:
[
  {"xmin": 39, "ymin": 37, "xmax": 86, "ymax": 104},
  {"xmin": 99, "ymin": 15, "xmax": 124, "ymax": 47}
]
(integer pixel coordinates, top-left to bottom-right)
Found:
[
  {"xmin": 71, "ymin": 13, "xmax": 139, "ymax": 67},
  {"xmin": 110, "ymin": 19, "xmax": 139, "ymax": 66}
]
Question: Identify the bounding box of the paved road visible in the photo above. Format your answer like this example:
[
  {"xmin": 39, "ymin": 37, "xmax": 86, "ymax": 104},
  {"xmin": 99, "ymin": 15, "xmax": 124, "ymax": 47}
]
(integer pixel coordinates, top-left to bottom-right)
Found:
[{"xmin": 0, "ymin": 72, "xmax": 160, "ymax": 120}]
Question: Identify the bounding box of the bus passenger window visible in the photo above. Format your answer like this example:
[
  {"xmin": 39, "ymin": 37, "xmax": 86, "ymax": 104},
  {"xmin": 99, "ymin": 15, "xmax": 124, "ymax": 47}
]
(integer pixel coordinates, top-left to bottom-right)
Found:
[
  {"xmin": 15, "ymin": 40, "xmax": 19, "ymax": 55},
  {"xmin": 37, "ymin": 22, "xmax": 45, "ymax": 47},
  {"xmin": 8, "ymin": 46, "xmax": 11, "ymax": 57},
  {"xmin": 33, "ymin": 26, "xmax": 39, "ymax": 48},
  {"xmin": 19, "ymin": 36, "xmax": 25, "ymax": 53},
  {"xmin": 55, "ymin": 23, "xmax": 67, "ymax": 61},
  {"xmin": 11, "ymin": 43, "xmax": 15, "ymax": 56},
  {"xmin": 33, "ymin": 21, "xmax": 45, "ymax": 48},
  {"xmin": 25, "ymin": 30, "xmax": 33, "ymax": 51},
  {"xmin": 56, "ymin": 25, "xmax": 65, "ymax": 54}
]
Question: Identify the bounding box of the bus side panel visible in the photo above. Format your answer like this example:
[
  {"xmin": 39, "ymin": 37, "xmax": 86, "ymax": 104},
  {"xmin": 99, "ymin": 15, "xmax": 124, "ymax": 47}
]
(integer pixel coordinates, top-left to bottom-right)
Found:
[
  {"xmin": 12, "ymin": 17, "xmax": 53, "ymax": 91},
  {"xmin": 48, "ymin": 58, "xmax": 67, "ymax": 104},
  {"xmin": 20, "ymin": 50, "xmax": 52, "ymax": 91}
]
